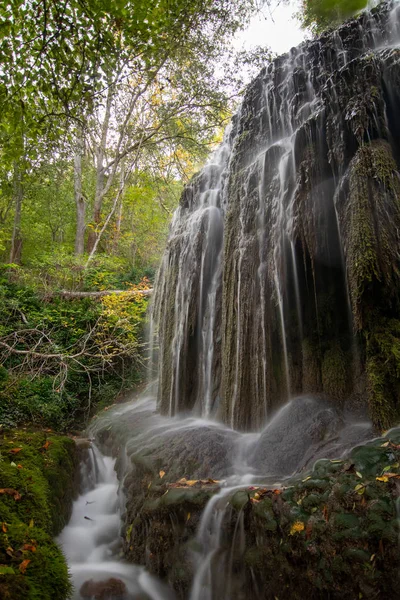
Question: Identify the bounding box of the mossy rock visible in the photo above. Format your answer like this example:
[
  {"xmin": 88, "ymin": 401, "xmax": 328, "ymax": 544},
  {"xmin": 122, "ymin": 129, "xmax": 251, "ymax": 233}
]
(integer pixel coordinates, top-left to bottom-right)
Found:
[{"xmin": 0, "ymin": 430, "xmax": 78, "ymax": 599}]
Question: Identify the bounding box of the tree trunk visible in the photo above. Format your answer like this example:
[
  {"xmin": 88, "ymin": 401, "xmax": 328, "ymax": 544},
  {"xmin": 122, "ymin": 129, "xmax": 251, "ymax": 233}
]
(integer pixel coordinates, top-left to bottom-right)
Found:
[
  {"xmin": 9, "ymin": 162, "xmax": 23, "ymax": 264},
  {"xmin": 87, "ymin": 81, "xmax": 113, "ymax": 253},
  {"xmin": 74, "ymin": 131, "xmax": 86, "ymax": 255}
]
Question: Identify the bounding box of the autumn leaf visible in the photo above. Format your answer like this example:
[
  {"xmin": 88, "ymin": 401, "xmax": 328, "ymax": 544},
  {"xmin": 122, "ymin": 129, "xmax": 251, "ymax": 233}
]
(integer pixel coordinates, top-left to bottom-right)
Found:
[
  {"xmin": 290, "ymin": 521, "xmax": 305, "ymax": 535},
  {"xmin": 0, "ymin": 488, "xmax": 22, "ymax": 501},
  {"xmin": 376, "ymin": 473, "xmax": 400, "ymax": 482},
  {"xmin": 19, "ymin": 559, "xmax": 31, "ymax": 573},
  {"xmin": 17, "ymin": 464, "xmax": 23, "ymax": 469},
  {"xmin": 159, "ymin": 470, "xmax": 166, "ymax": 479},
  {"xmin": 40, "ymin": 441, "xmax": 52, "ymax": 451},
  {"xmin": 9, "ymin": 448, "xmax": 22, "ymax": 454},
  {"xmin": 29, "ymin": 519, "xmax": 34, "ymax": 528},
  {"xmin": 250, "ymin": 497, "xmax": 260, "ymax": 504},
  {"xmin": 2, "ymin": 522, "xmax": 7, "ymax": 533},
  {"xmin": 22, "ymin": 544, "xmax": 36, "ymax": 553}
]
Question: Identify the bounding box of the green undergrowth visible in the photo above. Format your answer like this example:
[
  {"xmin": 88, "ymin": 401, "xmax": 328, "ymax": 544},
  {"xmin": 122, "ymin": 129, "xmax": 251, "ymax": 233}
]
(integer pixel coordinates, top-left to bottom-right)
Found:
[
  {"xmin": 0, "ymin": 267, "xmax": 148, "ymax": 431},
  {"xmin": 0, "ymin": 429, "xmax": 78, "ymax": 600}
]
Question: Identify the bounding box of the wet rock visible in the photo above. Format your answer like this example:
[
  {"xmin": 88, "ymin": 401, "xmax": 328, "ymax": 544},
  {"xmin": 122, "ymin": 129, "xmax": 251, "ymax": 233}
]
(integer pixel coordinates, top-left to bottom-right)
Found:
[
  {"xmin": 250, "ymin": 397, "xmax": 344, "ymax": 475},
  {"xmin": 80, "ymin": 578, "xmax": 129, "ymax": 600}
]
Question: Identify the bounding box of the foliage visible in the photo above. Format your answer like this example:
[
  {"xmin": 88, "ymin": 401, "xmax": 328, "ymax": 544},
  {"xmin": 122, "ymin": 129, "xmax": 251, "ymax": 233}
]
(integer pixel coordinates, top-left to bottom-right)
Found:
[
  {"xmin": 0, "ymin": 430, "xmax": 77, "ymax": 599},
  {"xmin": 0, "ymin": 270, "xmax": 150, "ymax": 430},
  {"xmin": 299, "ymin": 0, "xmax": 369, "ymax": 32}
]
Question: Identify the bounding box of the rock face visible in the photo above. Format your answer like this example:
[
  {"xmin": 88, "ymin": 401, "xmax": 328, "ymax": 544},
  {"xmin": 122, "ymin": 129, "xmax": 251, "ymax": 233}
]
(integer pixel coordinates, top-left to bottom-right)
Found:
[{"xmin": 153, "ymin": 0, "xmax": 400, "ymax": 431}]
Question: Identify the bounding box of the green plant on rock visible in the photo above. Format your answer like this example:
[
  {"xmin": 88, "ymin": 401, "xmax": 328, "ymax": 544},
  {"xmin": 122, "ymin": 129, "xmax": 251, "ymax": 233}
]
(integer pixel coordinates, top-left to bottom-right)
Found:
[{"xmin": 0, "ymin": 430, "xmax": 78, "ymax": 600}]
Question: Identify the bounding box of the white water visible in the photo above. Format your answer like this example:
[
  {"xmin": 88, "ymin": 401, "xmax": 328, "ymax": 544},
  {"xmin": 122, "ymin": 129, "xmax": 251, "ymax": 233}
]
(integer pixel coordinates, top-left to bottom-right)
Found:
[{"xmin": 57, "ymin": 444, "xmax": 175, "ymax": 600}]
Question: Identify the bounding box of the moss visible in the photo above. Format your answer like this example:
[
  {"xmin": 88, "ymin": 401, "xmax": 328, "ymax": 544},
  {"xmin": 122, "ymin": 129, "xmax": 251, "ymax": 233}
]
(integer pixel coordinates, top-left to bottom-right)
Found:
[
  {"xmin": 321, "ymin": 344, "xmax": 348, "ymax": 400},
  {"xmin": 345, "ymin": 140, "xmax": 400, "ymax": 330},
  {"xmin": 365, "ymin": 317, "xmax": 400, "ymax": 430},
  {"xmin": 0, "ymin": 430, "xmax": 78, "ymax": 599}
]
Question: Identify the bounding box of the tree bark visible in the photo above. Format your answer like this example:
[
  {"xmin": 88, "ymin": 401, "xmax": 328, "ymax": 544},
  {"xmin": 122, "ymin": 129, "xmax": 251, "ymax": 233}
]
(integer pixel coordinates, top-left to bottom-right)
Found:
[
  {"xmin": 87, "ymin": 81, "xmax": 113, "ymax": 253},
  {"xmin": 74, "ymin": 130, "xmax": 86, "ymax": 255},
  {"xmin": 9, "ymin": 162, "xmax": 23, "ymax": 264},
  {"xmin": 47, "ymin": 289, "xmax": 153, "ymax": 299}
]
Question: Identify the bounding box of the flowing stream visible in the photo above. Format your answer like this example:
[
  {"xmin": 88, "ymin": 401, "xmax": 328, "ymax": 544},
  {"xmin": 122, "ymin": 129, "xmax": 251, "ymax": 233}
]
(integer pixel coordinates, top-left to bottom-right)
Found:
[{"xmin": 57, "ymin": 443, "xmax": 175, "ymax": 600}]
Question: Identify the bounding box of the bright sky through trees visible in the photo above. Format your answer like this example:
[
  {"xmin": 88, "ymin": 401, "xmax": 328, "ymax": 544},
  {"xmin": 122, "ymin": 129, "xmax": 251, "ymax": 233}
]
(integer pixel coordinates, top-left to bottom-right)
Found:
[{"xmin": 235, "ymin": 1, "xmax": 306, "ymax": 55}]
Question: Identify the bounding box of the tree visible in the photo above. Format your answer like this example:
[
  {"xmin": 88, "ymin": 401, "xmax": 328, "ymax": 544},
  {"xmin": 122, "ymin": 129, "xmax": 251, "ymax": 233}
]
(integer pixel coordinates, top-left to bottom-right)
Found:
[
  {"xmin": 0, "ymin": 0, "xmax": 261, "ymax": 264},
  {"xmin": 299, "ymin": 0, "xmax": 369, "ymax": 32}
]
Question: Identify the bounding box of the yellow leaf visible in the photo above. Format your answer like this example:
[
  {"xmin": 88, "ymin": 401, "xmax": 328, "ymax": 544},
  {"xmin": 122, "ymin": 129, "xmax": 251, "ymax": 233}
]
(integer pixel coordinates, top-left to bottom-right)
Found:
[
  {"xmin": 376, "ymin": 476, "xmax": 389, "ymax": 482},
  {"xmin": 289, "ymin": 521, "xmax": 305, "ymax": 535},
  {"xmin": 29, "ymin": 519, "xmax": 34, "ymax": 528},
  {"xmin": 159, "ymin": 470, "xmax": 166, "ymax": 479},
  {"xmin": 186, "ymin": 513, "xmax": 191, "ymax": 521}
]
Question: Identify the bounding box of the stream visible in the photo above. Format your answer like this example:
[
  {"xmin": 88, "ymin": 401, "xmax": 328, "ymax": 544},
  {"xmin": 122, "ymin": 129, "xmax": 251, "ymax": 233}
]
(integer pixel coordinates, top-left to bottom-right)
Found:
[{"xmin": 57, "ymin": 442, "xmax": 175, "ymax": 600}]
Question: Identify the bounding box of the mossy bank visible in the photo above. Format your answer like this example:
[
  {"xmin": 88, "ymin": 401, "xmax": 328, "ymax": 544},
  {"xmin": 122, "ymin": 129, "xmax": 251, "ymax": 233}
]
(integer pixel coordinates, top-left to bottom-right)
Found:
[{"xmin": 0, "ymin": 430, "xmax": 78, "ymax": 600}]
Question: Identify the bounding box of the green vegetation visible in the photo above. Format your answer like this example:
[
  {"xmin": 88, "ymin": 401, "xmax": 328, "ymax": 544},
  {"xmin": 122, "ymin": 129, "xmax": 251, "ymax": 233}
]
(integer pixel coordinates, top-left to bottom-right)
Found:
[
  {"xmin": 299, "ymin": 0, "xmax": 369, "ymax": 32},
  {"xmin": 0, "ymin": 430, "xmax": 78, "ymax": 600},
  {"xmin": 0, "ymin": 263, "xmax": 150, "ymax": 431}
]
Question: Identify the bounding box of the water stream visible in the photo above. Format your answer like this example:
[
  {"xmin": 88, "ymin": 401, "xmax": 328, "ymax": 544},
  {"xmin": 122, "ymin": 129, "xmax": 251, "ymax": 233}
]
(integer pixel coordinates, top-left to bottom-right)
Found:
[{"xmin": 57, "ymin": 443, "xmax": 175, "ymax": 600}]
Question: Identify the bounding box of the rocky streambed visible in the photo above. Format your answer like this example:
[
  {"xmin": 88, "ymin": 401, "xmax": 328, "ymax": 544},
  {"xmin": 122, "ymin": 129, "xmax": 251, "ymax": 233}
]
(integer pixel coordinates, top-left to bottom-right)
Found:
[{"xmin": 88, "ymin": 396, "xmax": 400, "ymax": 600}]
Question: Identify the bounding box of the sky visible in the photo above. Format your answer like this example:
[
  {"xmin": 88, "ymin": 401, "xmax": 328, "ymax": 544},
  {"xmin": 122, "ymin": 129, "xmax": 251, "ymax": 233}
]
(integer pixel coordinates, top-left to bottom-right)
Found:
[{"xmin": 235, "ymin": 1, "xmax": 307, "ymax": 55}]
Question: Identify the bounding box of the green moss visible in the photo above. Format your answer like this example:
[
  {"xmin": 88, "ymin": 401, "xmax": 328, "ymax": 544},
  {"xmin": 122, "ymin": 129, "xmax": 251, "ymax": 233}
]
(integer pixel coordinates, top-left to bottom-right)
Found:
[
  {"xmin": 365, "ymin": 317, "xmax": 400, "ymax": 430},
  {"xmin": 321, "ymin": 344, "xmax": 348, "ymax": 400},
  {"xmin": 346, "ymin": 141, "xmax": 400, "ymax": 329},
  {"xmin": 0, "ymin": 430, "xmax": 78, "ymax": 599}
]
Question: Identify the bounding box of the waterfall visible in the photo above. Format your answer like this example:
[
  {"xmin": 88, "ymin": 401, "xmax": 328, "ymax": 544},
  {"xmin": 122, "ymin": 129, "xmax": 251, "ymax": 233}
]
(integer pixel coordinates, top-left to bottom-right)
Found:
[
  {"xmin": 153, "ymin": 0, "xmax": 400, "ymax": 432},
  {"xmin": 58, "ymin": 3, "xmax": 400, "ymax": 599}
]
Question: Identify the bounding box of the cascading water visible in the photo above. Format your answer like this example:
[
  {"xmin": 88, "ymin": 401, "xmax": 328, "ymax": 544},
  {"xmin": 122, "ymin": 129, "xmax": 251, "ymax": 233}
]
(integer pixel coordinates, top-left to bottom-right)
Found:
[
  {"xmin": 58, "ymin": 3, "xmax": 400, "ymax": 599},
  {"xmin": 153, "ymin": 0, "xmax": 400, "ymax": 431},
  {"xmin": 57, "ymin": 442, "xmax": 175, "ymax": 600}
]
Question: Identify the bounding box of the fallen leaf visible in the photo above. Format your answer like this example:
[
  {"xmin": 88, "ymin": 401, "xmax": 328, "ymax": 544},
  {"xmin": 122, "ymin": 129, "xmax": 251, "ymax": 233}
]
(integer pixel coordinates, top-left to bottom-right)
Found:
[
  {"xmin": 10, "ymin": 462, "xmax": 17, "ymax": 467},
  {"xmin": 159, "ymin": 470, "xmax": 166, "ymax": 479},
  {"xmin": 17, "ymin": 464, "xmax": 23, "ymax": 469},
  {"xmin": 290, "ymin": 521, "xmax": 305, "ymax": 535},
  {"xmin": 40, "ymin": 441, "xmax": 52, "ymax": 451},
  {"xmin": 354, "ymin": 484, "xmax": 365, "ymax": 495},
  {"xmin": 356, "ymin": 471, "xmax": 363, "ymax": 479},
  {"xmin": 380, "ymin": 441, "xmax": 390, "ymax": 448},
  {"xmin": 19, "ymin": 559, "xmax": 30, "ymax": 573},
  {"xmin": 302, "ymin": 476, "xmax": 311, "ymax": 482},
  {"xmin": 29, "ymin": 519, "xmax": 34, "ymax": 528},
  {"xmin": 273, "ymin": 489, "xmax": 282, "ymax": 495},
  {"xmin": 0, "ymin": 488, "xmax": 22, "ymax": 501},
  {"xmin": 22, "ymin": 544, "xmax": 36, "ymax": 553},
  {"xmin": 9, "ymin": 448, "xmax": 22, "ymax": 455},
  {"xmin": 254, "ymin": 492, "xmax": 260, "ymax": 500},
  {"xmin": 186, "ymin": 513, "xmax": 191, "ymax": 521},
  {"xmin": 6, "ymin": 547, "xmax": 14, "ymax": 557},
  {"xmin": 376, "ymin": 475, "xmax": 389, "ymax": 483},
  {"xmin": 370, "ymin": 554, "xmax": 375, "ymax": 562},
  {"xmin": 2, "ymin": 522, "xmax": 7, "ymax": 533}
]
